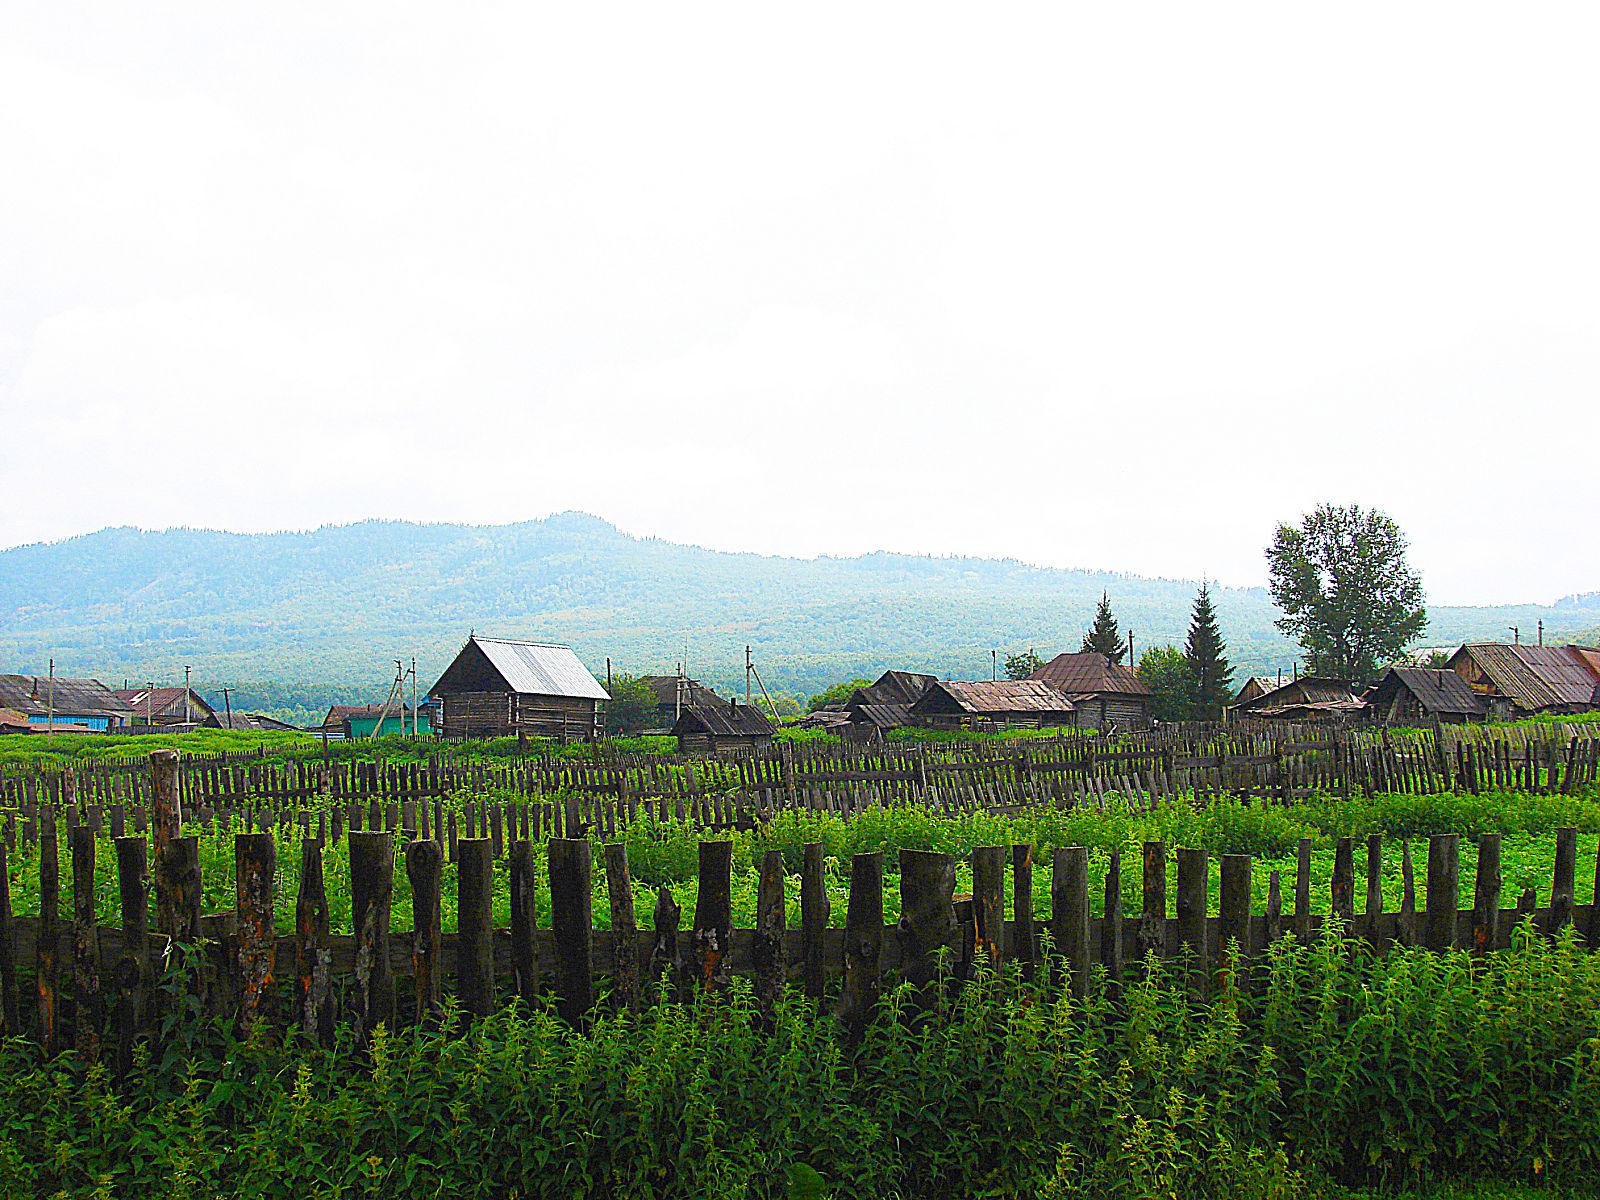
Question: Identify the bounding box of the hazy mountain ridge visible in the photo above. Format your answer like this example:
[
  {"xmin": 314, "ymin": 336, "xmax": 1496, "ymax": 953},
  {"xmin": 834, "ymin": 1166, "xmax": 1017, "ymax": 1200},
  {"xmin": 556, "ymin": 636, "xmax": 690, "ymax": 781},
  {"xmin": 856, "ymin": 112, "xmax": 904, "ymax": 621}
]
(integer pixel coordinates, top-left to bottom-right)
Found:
[{"xmin": 1, "ymin": 514, "xmax": 1595, "ymax": 716}]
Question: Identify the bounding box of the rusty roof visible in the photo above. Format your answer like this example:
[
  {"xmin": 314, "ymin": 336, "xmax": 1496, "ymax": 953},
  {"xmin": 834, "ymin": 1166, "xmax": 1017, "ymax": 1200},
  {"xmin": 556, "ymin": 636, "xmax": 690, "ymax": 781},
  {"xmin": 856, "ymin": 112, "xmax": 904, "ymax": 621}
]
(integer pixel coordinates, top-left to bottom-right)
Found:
[
  {"xmin": 1370, "ymin": 667, "xmax": 1487, "ymax": 717},
  {"xmin": 1031, "ymin": 652, "xmax": 1152, "ymax": 698},
  {"xmin": 916, "ymin": 679, "xmax": 1076, "ymax": 715},
  {"xmin": 1451, "ymin": 643, "xmax": 1598, "ymax": 711},
  {"xmin": 0, "ymin": 675, "xmax": 131, "ymax": 717},
  {"xmin": 113, "ymin": 687, "xmax": 215, "ymax": 718},
  {"xmin": 672, "ymin": 697, "xmax": 775, "ymax": 738}
]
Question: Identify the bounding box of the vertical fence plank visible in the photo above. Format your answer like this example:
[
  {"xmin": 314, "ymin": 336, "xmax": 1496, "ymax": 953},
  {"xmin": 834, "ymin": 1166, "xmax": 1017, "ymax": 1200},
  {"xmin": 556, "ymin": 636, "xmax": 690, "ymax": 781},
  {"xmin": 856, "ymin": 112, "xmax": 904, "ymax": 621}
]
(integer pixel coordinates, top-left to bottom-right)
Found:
[
  {"xmin": 37, "ymin": 820, "xmax": 57, "ymax": 1053},
  {"xmin": 1176, "ymin": 847, "xmax": 1208, "ymax": 992},
  {"xmin": 1102, "ymin": 849, "xmax": 1124, "ymax": 991},
  {"xmin": 971, "ymin": 845, "xmax": 1006, "ymax": 970},
  {"xmin": 549, "ymin": 839, "xmax": 594, "ymax": 1026},
  {"xmin": 234, "ymin": 832, "xmax": 276, "ymax": 1026},
  {"xmin": 1265, "ymin": 870, "xmax": 1283, "ymax": 946},
  {"xmin": 1425, "ymin": 834, "xmax": 1460, "ymax": 951},
  {"xmin": 150, "ymin": 751, "xmax": 181, "ymax": 863},
  {"xmin": 1549, "ymin": 827, "xmax": 1577, "ymax": 936},
  {"xmin": 406, "ymin": 839, "xmax": 443, "ymax": 1022},
  {"xmin": 801, "ymin": 842, "xmax": 829, "ymax": 1000},
  {"xmin": 837, "ymin": 851, "xmax": 883, "ymax": 1040},
  {"xmin": 692, "ymin": 842, "xmax": 734, "ymax": 994},
  {"xmin": 113, "ymin": 836, "xmax": 147, "ymax": 1075},
  {"xmin": 1294, "ymin": 838, "xmax": 1312, "ymax": 943},
  {"xmin": 1053, "ymin": 846, "xmax": 1090, "ymax": 999},
  {"xmin": 0, "ymin": 840, "xmax": 18, "ymax": 1037},
  {"xmin": 898, "ymin": 849, "xmax": 956, "ymax": 1002},
  {"xmin": 1218, "ymin": 853, "xmax": 1251, "ymax": 985},
  {"xmin": 649, "ymin": 885, "xmax": 681, "ymax": 998},
  {"xmin": 1139, "ymin": 840, "xmax": 1166, "ymax": 959},
  {"xmin": 457, "ymin": 839, "xmax": 494, "ymax": 1017},
  {"xmin": 754, "ymin": 849, "xmax": 786, "ymax": 1019},
  {"xmin": 296, "ymin": 839, "xmax": 332, "ymax": 1044},
  {"xmin": 1399, "ymin": 840, "xmax": 1418, "ymax": 946},
  {"xmin": 602, "ymin": 843, "xmax": 636, "ymax": 1011},
  {"xmin": 1011, "ymin": 844, "xmax": 1037, "ymax": 979},
  {"xmin": 348, "ymin": 831, "xmax": 394, "ymax": 1038},
  {"xmin": 1472, "ymin": 832, "xmax": 1502, "ymax": 953},
  {"xmin": 1364, "ymin": 835, "xmax": 1384, "ymax": 942},
  {"xmin": 71, "ymin": 826, "xmax": 102, "ymax": 1059}
]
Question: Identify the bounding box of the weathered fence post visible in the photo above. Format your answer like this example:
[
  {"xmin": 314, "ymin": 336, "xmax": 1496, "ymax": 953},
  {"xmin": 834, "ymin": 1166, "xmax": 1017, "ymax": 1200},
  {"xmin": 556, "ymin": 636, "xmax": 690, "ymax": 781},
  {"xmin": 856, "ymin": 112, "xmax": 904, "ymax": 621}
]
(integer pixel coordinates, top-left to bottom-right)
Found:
[
  {"xmin": 1176, "ymin": 847, "xmax": 1208, "ymax": 992},
  {"xmin": 1138, "ymin": 840, "xmax": 1166, "ymax": 960},
  {"xmin": 296, "ymin": 839, "xmax": 332, "ymax": 1044},
  {"xmin": 1549, "ymin": 827, "xmax": 1577, "ymax": 936},
  {"xmin": 898, "ymin": 849, "xmax": 956, "ymax": 1001},
  {"xmin": 649, "ymin": 885, "xmax": 680, "ymax": 997},
  {"xmin": 37, "ymin": 818, "xmax": 57, "ymax": 1053},
  {"xmin": 754, "ymin": 849, "xmax": 786, "ymax": 1020},
  {"xmin": 1102, "ymin": 849, "xmax": 1124, "ymax": 991},
  {"xmin": 0, "ymin": 840, "xmax": 18, "ymax": 1037},
  {"xmin": 1293, "ymin": 838, "xmax": 1313, "ymax": 943},
  {"xmin": 971, "ymin": 845, "xmax": 1006, "ymax": 970},
  {"xmin": 1472, "ymin": 832, "xmax": 1502, "ymax": 953},
  {"xmin": 150, "ymin": 751, "xmax": 181, "ymax": 863},
  {"xmin": 348, "ymin": 831, "xmax": 394, "ymax": 1038},
  {"xmin": 457, "ymin": 839, "xmax": 494, "ymax": 1018},
  {"xmin": 548, "ymin": 838, "xmax": 594, "ymax": 1025},
  {"xmin": 601, "ymin": 843, "xmax": 637, "ymax": 1010},
  {"xmin": 234, "ymin": 832, "xmax": 276, "ymax": 1026},
  {"xmin": 837, "ymin": 851, "xmax": 883, "ymax": 1040},
  {"xmin": 1398, "ymin": 840, "xmax": 1418, "ymax": 946},
  {"xmin": 511, "ymin": 840, "xmax": 542, "ymax": 1007},
  {"xmin": 71, "ymin": 826, "xmax": 102, "ymax": 1059},
  {"xmin": 801, "ymin": 842, "xmax": 829, "ymax": 1000},
  {"xmin": 1425, "ymin": 834, "xmax": 1460, "ymax": 951},
  {"xmin": 1364, "ymin": 835, "xmax": 1384, "ymax": 943},
  {"xmin": 406, "ymin": 839, "xmax": 443, "ymax": 1021},
  {"xmin": 1011, "ymin": 844, "xmax": 1037, "ymax": 979},
  {"xmin": 692, "ymin": 842, "xmax": 733, "ymax": 994},
  {"xmin": 1052, "ymin": 846, "xmax": 1090, "ymax": 999},
  {"xmin": 1218, "ymin": 853, "xmax": 1251, "ymax": 987}
]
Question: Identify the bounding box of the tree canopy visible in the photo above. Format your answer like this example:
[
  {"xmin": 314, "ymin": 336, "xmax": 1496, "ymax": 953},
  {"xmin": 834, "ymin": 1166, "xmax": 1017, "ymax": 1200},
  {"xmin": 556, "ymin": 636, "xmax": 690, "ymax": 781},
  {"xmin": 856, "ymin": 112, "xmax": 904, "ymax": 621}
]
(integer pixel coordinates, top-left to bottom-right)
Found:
[
  {"xmin": 807, "ymin": 678, "xmax": 872, "ymax": 712},
  {"xmin": 1137, "ymin": 644, "xmax": 1193, "ymax": 723},
  {"xmin": 1266, "ymin": 503, "xmax": 1427, "ymax": 683},
  {"xmin": 602, "ymin": 673, "xmax": 657, "ymax": 734},
  {"xmin": 1004, "ymin": 650, "xmax": 1043, "ymax": 680},
  {"xmin": 1183, "ymin": 581, "xmax": 1233, "ymax": 720},
  {"xmin": 1080, "ymin": 592, "xmax": 1127, "ymax": 663}
]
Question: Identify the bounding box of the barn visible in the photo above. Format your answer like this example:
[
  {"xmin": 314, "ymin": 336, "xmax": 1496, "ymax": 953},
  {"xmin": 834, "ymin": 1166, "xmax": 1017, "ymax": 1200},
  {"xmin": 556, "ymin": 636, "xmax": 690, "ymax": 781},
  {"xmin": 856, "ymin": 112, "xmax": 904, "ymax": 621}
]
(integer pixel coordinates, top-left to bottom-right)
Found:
[
  {"xmin": 910, "ymin": 680, "xmax": 1076, "ymax": 731},
  {"xmin": 1029, "ymin": 653, "xmax": 1152, "ymax": 731},
  {"xmin": 428, "ymin": 636, "xmax": 610, "ymax": 740},
  {"xmin": 672, "ymin": 697, "xmax": 775, "ymax": 753},
  {"xmin": 1446, "ymin": 643, "xmax": 1600, "ymax": 718},
  {"xmin": 1366, "ymin": 667, "xmax": 1488, "ymax": 725}
]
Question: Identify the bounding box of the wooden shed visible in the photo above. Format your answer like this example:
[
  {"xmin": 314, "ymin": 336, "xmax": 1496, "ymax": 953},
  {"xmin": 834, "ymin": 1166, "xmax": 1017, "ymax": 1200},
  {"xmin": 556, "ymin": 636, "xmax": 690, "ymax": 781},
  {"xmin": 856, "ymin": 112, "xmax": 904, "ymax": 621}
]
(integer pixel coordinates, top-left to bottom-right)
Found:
[
  {"xmin": 638, "ymin": 675, "xmax": 726, "ymax": 728},
  {"xmin": 428, "ymin": 636, "xmax": 610, "ymax": 740},
  {"xmin": 848, "ymin": 670, "xmax": 938, "ymax": 708},
  {"xmin": 910, "ymin": 680, "xmax": 1076, "ymax": 731},
  {"xmin": 114, "ymin": 687, "xmax": 221, "ymax": 729},
  {"xmin": 1366, "ymin": 667, "xmax": 1488, "ymax": 725},
  {"xmin": 1446, "ymin": 643, "xmax": 1600, "ymax": 718},
  {"xmin": 672, "ymin": 697, "xmax": 775, "ymax": 753},
  {"xmin": 1029, "ymin": 653, "xmax": 1152, "ymax": 731}
]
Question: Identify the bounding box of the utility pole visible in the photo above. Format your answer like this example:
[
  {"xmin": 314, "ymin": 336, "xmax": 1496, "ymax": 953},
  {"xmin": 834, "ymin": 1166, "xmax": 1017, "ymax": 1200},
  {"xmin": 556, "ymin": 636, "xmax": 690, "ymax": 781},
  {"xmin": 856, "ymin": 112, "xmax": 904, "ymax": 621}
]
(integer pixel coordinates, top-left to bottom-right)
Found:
[
  {"xmin": 746, "ymin": 646, "xmax": 753, "ymax": 705},
  {"xmin": 1510, "ymin": 626, "xmax": 1520, "ymax": 645},
  {"xmin": 184, "ymin": 665, "xmax": 192, "ymax": 725},
  {"xmin": 1128, "ymin": 632, "xmax": 1136, "ymax": 668},
  {"xmin": 411, "ymin": 656, "xmax": 419, "ymax": 738},
  {"xmin": 221, "ymin": 687, "xmax": 233, "ymax": 729},
  {"xmin": 1538, "ymin": 620, "xmax": 1544, "ymax": 647},
  {"xmin": 147, "ymin": 680, "xmax": 154, "ymax": 728},
  {"xmin": 991, "ymin": 649, "xmax": 997, "ymax": 682},
  {"xmin": 47, "ymin": 658, "xmax": 54, "ymax": 734}
]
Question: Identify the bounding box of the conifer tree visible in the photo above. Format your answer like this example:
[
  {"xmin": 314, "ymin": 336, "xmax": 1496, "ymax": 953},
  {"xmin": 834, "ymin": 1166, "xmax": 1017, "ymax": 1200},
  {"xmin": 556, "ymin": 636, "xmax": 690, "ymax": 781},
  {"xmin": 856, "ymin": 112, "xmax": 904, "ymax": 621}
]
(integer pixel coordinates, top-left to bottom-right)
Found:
[
  {"xmin": 1183, "ymin": 580, "xmax": 1234, "ymax": 720},
  {"xmin": 1080, "ymin": 591, "xmax": 1127, "ymax": 663}
]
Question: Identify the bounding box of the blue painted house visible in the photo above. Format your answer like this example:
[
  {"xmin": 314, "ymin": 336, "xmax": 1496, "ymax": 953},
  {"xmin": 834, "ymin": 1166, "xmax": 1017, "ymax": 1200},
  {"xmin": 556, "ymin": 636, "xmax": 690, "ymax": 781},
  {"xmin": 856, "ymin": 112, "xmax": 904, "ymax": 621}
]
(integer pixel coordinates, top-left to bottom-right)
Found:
[{"xmin": 0, "ymin": 675, "xmax": 132, "ymax": 732}]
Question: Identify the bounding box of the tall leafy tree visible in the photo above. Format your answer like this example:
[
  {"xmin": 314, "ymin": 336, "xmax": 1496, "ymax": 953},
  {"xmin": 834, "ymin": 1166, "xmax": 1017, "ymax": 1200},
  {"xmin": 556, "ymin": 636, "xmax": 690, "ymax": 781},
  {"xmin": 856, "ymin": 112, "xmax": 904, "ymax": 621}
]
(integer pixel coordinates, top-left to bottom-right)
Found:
[
  {"xmin": 1266, "ymin": 503, "xmax": 1428, "ymax": 683},
  {"xmin": 1080, "ymin": 592, "xmax": 1127, "ymax": 663},
  {"xmin": 1183, "ymin": 580, "xmax": 1233, "ymax": 720},
  {"xmin": 1004, "ymin": 649, "xmax": 1043, "ymax": 680},
  {"xmin": 602, "ymin": 673, "xmax": 658, "ymax": 734},
  {"xmin": 1137, "ymin": 644, "xmax": 1194, "ymax": 722}
]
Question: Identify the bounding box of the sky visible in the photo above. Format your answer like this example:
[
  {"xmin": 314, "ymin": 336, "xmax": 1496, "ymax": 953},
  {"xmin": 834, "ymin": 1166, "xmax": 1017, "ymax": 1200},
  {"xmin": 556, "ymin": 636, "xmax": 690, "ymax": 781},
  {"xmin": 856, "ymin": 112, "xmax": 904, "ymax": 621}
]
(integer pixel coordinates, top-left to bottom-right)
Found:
[{"xmin": 2, "ymin": 4, "xmax": 1597, "ymax": 606}]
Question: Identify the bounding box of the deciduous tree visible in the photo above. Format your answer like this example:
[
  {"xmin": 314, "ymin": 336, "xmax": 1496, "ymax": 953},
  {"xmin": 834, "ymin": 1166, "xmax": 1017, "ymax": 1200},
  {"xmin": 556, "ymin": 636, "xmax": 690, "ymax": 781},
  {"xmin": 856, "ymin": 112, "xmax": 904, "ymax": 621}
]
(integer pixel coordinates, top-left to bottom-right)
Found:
[{"xmin": 1137, "ymin": 644, "xmax": 1194, "ymax": 723}]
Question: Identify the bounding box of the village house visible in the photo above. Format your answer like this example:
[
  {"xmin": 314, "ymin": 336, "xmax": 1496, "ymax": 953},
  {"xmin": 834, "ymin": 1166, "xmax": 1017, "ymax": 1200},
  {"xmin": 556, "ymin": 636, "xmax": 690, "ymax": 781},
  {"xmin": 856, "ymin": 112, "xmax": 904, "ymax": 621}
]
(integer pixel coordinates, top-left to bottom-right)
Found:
[
  {"xmin": 1365, "ymin": 666, "xmax": 1488, "ymax": 725},
  {"xmin": 320, "ymin": 704, "xmax": 420, "ymax": 740},
  {"xmin": 1446, "ymin": 642, "xmax": 1600, "ymax": 718},
  {"xmin": 0, "ymin": 675, "xmax": 132, "ymax": 732},
  {"xmin": 1233, "ymin": 676, "xmax": 1287, "ymax": 708},
  {"xmin": 428, "ymin": 635, "xmax": 610, "ymax": 740},
  {"xmin": 637, "ymin": 675, "xmax": 726, "ymax": 728},
  {"xmin": 910, "ymin": 679, "xmax": 1076, "ymax": 731},
  {"xmin": 672, "ymin": 696, "xmax": 775, "ymax": 753},
  {"xmin": 848, "ymin": 670, "xmax": 938, "ymax": 709},
  {"xmin": 1231, "ymin": 675, "xmax": 1366, "ymax": 723},
  {"xmin": 1029, "ymin": 652, "xmax": 1152, "ymax": 731},
  {"xmin": 114, "ymin": 687, "xmax": 221, "ymax": 729}
]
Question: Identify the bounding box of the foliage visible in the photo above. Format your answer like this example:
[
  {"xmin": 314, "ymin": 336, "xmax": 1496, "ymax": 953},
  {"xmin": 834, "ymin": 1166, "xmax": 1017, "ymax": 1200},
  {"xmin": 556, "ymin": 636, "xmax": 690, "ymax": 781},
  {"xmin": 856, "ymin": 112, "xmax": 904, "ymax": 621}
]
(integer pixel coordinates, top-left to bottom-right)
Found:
[
  {"xmin": 1267, "ymin": 504, "xmax": 1428, "ymax": 684},
  {"xmin": 4, "ymin": 931, "xmax": 1600, "ymax": 1197},
  {"xmin": 1081, "ymin": 591, "xmax": 1127, "ymax": 663},
  {"xmin": 1137, "ymin": 644, "xmax": 1195, "ymax": 723},
  {"xmin": 1184, "ymin": 580, "xmax": 1234, "ymax": 720},
  {"xmin": 1004, "ymin": 649, "xmax": 1043, "ymax": 680},
  {"xmin": 807, "ymin": 679, "xmax": 871, "ymax": 713},
  {"xmin": 603, "ymin": 672, "xmax": 658, "ymax": 734}
]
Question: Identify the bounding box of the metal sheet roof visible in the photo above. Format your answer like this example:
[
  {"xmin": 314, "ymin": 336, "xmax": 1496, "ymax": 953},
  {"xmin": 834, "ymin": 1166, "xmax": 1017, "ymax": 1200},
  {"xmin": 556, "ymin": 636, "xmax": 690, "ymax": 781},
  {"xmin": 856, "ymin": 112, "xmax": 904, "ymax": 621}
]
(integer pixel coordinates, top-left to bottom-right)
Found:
[
  {"xmin": 473, "ymin": 637, "xmax": 611, "ymax": 700},
  {"xmin": 919, "ymin": 679, "xmax": 1076, "ymax": 715},
  {"xmin": 0, "ymin": 675, "xmax": 131, "ymax": 717},
  {"xmin": 1453, "ymin": 643, "xmax": 1596, "ymax": 711},
  {"xmin": 1031, "ymin": 653, "xmax": 1153, "ymax": 698}
]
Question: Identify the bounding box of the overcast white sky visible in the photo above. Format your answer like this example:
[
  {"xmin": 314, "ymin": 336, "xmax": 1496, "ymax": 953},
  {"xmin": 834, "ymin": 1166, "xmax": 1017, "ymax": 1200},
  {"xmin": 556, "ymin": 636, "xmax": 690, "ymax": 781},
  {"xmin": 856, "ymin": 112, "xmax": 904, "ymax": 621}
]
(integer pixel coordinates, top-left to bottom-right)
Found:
[{"xmin": 3, "ymin": 4, "xmax": 1597, "ymax": 605}]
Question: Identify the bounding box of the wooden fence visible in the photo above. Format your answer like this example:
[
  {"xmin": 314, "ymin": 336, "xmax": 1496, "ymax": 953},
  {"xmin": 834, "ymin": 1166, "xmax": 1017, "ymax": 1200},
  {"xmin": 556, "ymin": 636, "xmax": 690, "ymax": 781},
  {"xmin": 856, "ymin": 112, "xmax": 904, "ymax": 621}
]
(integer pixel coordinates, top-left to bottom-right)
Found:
[{"xmin": 1, "ymin": 755, "xmax": 1597, "ymax": 1068}]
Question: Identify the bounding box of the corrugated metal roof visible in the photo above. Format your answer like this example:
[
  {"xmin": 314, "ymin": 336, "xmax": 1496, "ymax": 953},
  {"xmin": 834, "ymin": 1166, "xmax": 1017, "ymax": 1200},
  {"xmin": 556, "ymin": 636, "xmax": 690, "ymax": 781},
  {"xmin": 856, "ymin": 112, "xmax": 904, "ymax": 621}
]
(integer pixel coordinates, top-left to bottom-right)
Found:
[
  {"xmin": 1454, "ymin": 643, "xmax": 1596, "ymax": 711},
  {"xmin": 472, "ymin": 637, "xmax": 611, "ymax": 700},
  {"xmin": 0, "ymin": 675, "xmax": 131, "ymax": 717},
  {"xmin": 113, "ymin": 687, "xmax": 213, "ymax": 718},
  {"xmin": 1031, "ymin": 653, "xmax": 1153, "ymax": 698},
  {"xmin": 919, "ymin": 679, "xmax": 1076, "ymax": 715}
]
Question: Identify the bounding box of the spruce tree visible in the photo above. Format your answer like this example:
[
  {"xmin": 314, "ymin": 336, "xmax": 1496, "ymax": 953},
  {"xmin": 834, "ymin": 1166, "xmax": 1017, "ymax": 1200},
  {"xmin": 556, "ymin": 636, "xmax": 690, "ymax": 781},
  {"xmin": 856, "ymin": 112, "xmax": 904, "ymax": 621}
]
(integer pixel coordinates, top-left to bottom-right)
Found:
[
  {"xmin": 1080, "ymin": 591, "xmax": 1127, "ymax": 663},
  {"xmin": 1183, "ymin": 580, "xmax": 1234, "ymax": 720}
]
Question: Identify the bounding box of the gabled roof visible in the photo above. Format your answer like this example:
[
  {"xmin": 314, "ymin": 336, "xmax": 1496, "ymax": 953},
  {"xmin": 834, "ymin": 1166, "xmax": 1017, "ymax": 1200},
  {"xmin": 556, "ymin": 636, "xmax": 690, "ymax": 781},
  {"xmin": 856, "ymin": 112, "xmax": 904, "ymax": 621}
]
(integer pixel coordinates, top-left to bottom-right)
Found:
[
  {"xmin": 113, "ymin": 687, "xmax": 216, "ymax": 720},
  {"xmin": 1235, "ymin": 676, "xmax": 1282, "ymax": 702},
  {"xmin": 0, "ymin": 675, "xmax": 131, "ymax": 717},
  {"xmin": 672, "ymin": 697, "xmax": 775, "ymax": 738},
  {"xmin": 431, "ymin": 636, "xmax": 610, "ymax": 701},
  {"xmin": 850, "ymin": 670, "xmax": 938, "ymax": 708},
  {"xmin": 1450, "ymin": 643, "xmax": 1597, "ymax": 712},
  {"xmin": 1239, "ymin": 676, "xmax": 1362, "ymax": 710},
  {"xmin": 914, "ymin": 679, "xmax": 1076, "ymax": 715},
  {"xmin": 848, "ymin": 702, "xmax": 916, "ymax": 730},
  {"xmin": 219, "ymin": 712, "xmax": 304, "ymax": 732},
  {"xmin": 1031, "ymin": 652, "xmax": 1152, "ymax": 698},
  {"xmin": 1369, "ymin": 667, "xmax": 1487, "ymax": 717},
  {"xmin": 638, "ymin": 676, "xmax": 724, "ymax": 708}
]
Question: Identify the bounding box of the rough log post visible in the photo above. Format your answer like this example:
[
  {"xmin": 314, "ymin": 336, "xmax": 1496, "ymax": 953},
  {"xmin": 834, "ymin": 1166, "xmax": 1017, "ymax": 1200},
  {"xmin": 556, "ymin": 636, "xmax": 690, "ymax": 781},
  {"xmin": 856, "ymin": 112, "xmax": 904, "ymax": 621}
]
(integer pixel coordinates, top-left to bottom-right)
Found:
[
  {"xmin": 692, "ymin": 841, "xmax": 734, "ymax": 994},
  {"xmin": 1102, "ymin": 850, "xmax": 1124, "ymax": 991},
  {"xmin": 602, "ymin": 843, "xmax": 637, "ymax": 1010},
  {"xmin": 0, "ymin": 840, "xmax": 18, "ymax": 1037},
  {"xmin": 113, "ymin": 836, "xmax": 148, "ymax": 1076},
  {"xmin": 648, "ymin": 886, "xmax": 680, "ymax": 999},
  {"xmin": 548, "ymin": 839, "xmax": 594, "ymax": 1026},
  {"xmin": 37, "ymin": 819, "xmax": 58, "ymax": 1053},
  {"xmin": 150, "ymin": 751, "xmax": 181, "ymax": 864},
  {"xmin": 511, "ymin": 840, "xmax": 542, "ymax": 1007},
  {"xmin": 1176, "ymin": 847, "xmax": 1208, "ymax": 993},
  {"xmin": 836, "ymin": 851, "xmax": 884, "ymax": 1040},
  {"xmin": 1138, "ymin": 840, "xmax": 1166, "ymax": 960},
  {"xmin": 457, "ymin": 839, "xmax": 494, "ymax": 1018},
  {"xmin": 1218, "ymin": 853, "xmax": 1251, "ymax": 988},
  {"xmin": 1549, "ymin": 827, "xmax": 1578, "ymax": 936},
  {"xmin": 348, "ymin": 831, "xmax": 395, "ymax": 1039},
  {"xmin": 295, "ymin": 839, "xmax": 332, "ymax": 1044},
  {"xmin": 406, "ymin": 839, "xmax": 443, "ymax": 1022},
  {"xmin": 1011, "ymin": 844, "xmax": 1037, "ymax": 979},
  {"xmin": 801, "ymin": 842, "xmax": 829, "ymax": 1000},
  {"xmin": 1331, "ymin": 837, "xmax": 1355, "ymax": 927},
  {"xmin": 1264, "ymin": 870, "xmax": 1283, "ymax": 946},
  {"xmin": 1472, "ymin": 832, "xmax": 1502, "ymax": 954},
  {"xmin": 1364, "ymin": 834, "xmax": 1384, "ymax": 943},
  {"xmin": 753, "ymin": 849, "xmax": 786, "ymax": 1020},
  {"xmin": 234, "ymin": 832, "xmax": 276, "ymax": 1027},
  {"xmin": 1053, "ymin": 846, "xmax": 1090, "ymax": 999},
  {"xmin": 1398, "ymin": 840, "xmax": 1418, "ymax": 947},
  {"xmin": 1294, "ymin": 838, "xmax": 1312, "ymax": 943},
  {"xmin": 898, "ymin": 849, "xmax": 956, "ymax": 1002},
  {"xmin": 971, "ymin": 845, "xmax": 1006, "ymax": 971},
  {"xmin": 71, "ymin": 826, "xmax": 102, "ymax": 1059},
  {"xmin": 1425, "ymin": 834, "xmax": 1460, "ymax": 951}
]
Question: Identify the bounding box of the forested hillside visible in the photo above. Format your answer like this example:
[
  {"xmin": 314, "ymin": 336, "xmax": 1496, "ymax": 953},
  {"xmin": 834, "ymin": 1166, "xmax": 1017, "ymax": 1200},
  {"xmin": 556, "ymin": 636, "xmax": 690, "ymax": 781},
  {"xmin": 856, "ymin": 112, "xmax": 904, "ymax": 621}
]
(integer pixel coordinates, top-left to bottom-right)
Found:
[{"xmin": 1, "ymin": 512, "xmax": 1596, "ymax": 722}]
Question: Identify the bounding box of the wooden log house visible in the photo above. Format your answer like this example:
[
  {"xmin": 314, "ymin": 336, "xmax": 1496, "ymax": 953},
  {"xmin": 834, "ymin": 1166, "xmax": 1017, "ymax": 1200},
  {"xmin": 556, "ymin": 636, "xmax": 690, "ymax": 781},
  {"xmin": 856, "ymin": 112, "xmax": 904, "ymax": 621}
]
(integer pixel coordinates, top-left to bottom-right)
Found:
[
  {"xmin": 428, "ymin": 636, "xmax": 610, "ymax": 741},
  {"xmin": 1029, "ymin": 652, "xmax": 1153, "ymax": 731}
]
